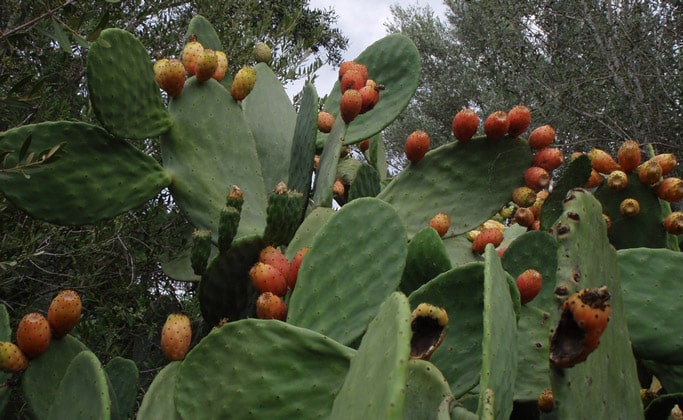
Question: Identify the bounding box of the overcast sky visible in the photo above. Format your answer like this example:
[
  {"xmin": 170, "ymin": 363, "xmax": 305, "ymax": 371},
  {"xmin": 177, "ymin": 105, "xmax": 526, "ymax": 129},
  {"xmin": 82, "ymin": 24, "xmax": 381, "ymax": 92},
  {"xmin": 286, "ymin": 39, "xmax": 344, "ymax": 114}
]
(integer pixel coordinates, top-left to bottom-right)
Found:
[{"xmin": 285, "ymin": 0, "xmax": 449, "ymax": 99}]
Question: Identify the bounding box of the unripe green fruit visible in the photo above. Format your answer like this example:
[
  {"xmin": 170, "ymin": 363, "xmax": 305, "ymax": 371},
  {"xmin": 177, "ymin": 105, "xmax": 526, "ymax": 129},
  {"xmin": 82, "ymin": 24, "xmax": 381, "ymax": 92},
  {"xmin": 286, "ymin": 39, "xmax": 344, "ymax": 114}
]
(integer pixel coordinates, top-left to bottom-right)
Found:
[{"xmin": 253, "ymin": 42, "xmax": 272, "ymax": 63}]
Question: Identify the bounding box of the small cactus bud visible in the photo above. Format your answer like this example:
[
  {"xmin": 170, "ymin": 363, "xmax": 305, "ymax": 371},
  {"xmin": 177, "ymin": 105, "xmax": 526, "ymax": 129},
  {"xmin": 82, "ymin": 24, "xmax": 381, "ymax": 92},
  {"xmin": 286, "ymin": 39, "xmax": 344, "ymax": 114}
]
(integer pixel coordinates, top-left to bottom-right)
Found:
[
  {"xmin": 226, "ymin": 185, "xmax": 244, "ymax": 212},
  {"xmin": 538, "ymin": 389, "xmax": 554, "ymax": 413},
  {"xmin": 607, "ymin": 170, "xmax": 628, "ymax": 191}
]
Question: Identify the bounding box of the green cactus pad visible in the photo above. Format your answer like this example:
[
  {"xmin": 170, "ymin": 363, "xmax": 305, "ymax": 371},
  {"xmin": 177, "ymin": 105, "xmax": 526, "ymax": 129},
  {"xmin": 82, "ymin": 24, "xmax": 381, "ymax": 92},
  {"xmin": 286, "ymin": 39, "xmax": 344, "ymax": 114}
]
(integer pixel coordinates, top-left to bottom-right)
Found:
[
  {"xmin": 46, "ymin": 350, "xmax": 111, "ymax": 420},
  {"xmin": 287, "ymin": 82, "xmax": 318, "ymax": 198},
  {"xmin": 174, "ymin": 319, "xmax": 355, "ymax": 419},
  {"xmin": 403, "ymin": 359, "xmax": 454, "ymax": 420},
  {"xmin": 137, "ymin": 361, "xmax": 182, "ymax": 420},
  {"xmin": 287, "ymin": 198, "xmax": 407, "ymax": 345},
  {"xmin": 595, "ymin": 172, "xmax": 669, "ymax": 249},
  {"xmin": 549, "ymin": 189, "xmax": 643, "ymax": 419},
  {"xmin": 86, "ymin": 28, "xmax": 172, "ymax": 139},
  {"xmin": 312, "ymin": 115, "xmax": 346, "ymax": 208},
  {"xmin": 336, "ymin": 156, "xmax": 362, "ymax": 184},
  {"xmin": 104, "ymin": 357, "xmax": 138, "ymax": 420},
  {"xmin": 186, "ymin": 15, "xmax": 223, "ymax": 50},
  {"xmin": 262, "ymin": 187, "xmax": 305, "ymax": 246},
  {"xmin": 400, "ymin": 226, "xmax": 452, "ymax": 296},
  {"xmin": 641, "ymin": 360, "xmax": 683, "ymax": 394},
  {"xmin": 0, "ymin": 122, "xmax": 171, "ymax": 225},
  {"xmin": 348, "ymin": 163, "xmax": 381, "ymax": 201},
  {"xmin": 284, "ymin": 206, "xmax": 335, "ymax": 260},
  {"xmin": 23, "ymin": 335, "xmax": 88, "ymax": 418},
  {"xmin": 319, "ymin": 34, "xmax": 420, "ymax": 146},
  {"xmin": 198, "ymin": 235, "xmax": 264, "ymax": 326},
  {"xmin": 367, "ymin": 133, "xmax": 388, "ymax": 180},
  {"xmin": 539, "ymin": 154, "xmax": 591, "ymax": 231},
  {"xmin": 330, "ymin": 292, "xmax": 411, "ymax": 419},
  {"xmin": 378, "ymin": 136, "xmax": 532, "ymax": 239},
  {"xmin": 243, "ymin": 63, "xmax": 297, "ymax": 192},
  {"xmin": 644, "ymin": 393, "xmax": 683, "ymax": 420},
  {"xmin": 618, "ymin": 247, "xmax": 683, "ymax": 364},
  {"xmin": 162, "ymin": 78, "xmax": 267, "ymax": 239}
]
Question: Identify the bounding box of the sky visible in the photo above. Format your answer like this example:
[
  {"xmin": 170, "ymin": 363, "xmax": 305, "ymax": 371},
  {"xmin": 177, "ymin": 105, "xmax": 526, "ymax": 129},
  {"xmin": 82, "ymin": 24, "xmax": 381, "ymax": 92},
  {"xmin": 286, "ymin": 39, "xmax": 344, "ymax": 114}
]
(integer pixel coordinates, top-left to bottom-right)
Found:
[{"xmin": 285, "ymin": 0, "xmax": 449, "ymax": 100}]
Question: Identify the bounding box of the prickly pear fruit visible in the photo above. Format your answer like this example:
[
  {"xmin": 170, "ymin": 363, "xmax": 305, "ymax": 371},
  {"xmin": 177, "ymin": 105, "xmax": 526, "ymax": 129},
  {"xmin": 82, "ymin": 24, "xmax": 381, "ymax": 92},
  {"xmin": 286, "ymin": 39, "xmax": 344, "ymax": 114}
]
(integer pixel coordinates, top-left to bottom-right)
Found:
[
  {"xmin": 516, "ymin": 269, "xmax": 543, "ymax": 304},
  {"xmin": 16, "ymin": 313, "xmax": 51, "ymax": 359},
  {"xmin": 47, "ymin": 290, "xmax": 82, "ymax": 338},
  {"xmin": 359, "ymin": 83, "xmax": 380, "ymax": 113},
  {"xmin": 471, "ymin": 228, "xmax": 504, "ymax": 254},
  {"xmin": 410, "ymin": 303, "xmax": 448, "ymax": 361},
  {"xmin": 507, "ymin": 105, "xmax": 531, "ymax": 136},
  {"xmin": 428, "ymin": 212, "xmax": 451, "ymax": 238},
  {"xmin": 338, "ymin": 61, "xmax": 368, "ymax": 83},
  {"xmin": 607, "ymin": 170, "xmax": 629, "ymax": 191},
  {"xmin": 0, "ymin": 342, "xmax": 28, "ymax": 373},
  {"xmin": 538, "ymin": 389, "xmax": 555, "ymax": 413},
  {"xmin": 585, "ymin": 169, "xmax": 604, "ymax": 188},
  {"xmin": 637, "ymin": 160, "xmax": 663, "ymax": 185},
  {"xmin": 231, "ymin": 66, "xmax": 257, "ymax": 101},
  {"xmin": 533, "ymin": 147, "xmax": 564, "ymax": 171},
  {"xmin": 181, "ymin": 37, "xmax": 204, "ymax": 76},
  {"xmin": 333, "ymin": 180, "xmax": 345, "ymax": 198},
  {"xmin": 160, "ymin": 313, "xmax": 192, "ymax": 361},
  {"xmin": 317, "ymin": 111, "xmax": 335, "ymax": 133},
  {"xmin": 255, "ymin": 292, "xmax": 287, "ymax": 320},
  {"xmin": 514, "ymin": 207, "xmax": 535, "ymax": 228},
  {"xmin": 452, "ymin": 108, "xmax": 479, "ymax": 142},
  {"xmin": 259, "ymin": 246, "xmax": 290, "ymax": 278},
  {"xmin": 550, "ymin": 287, "xmax": 611, "ymax": 368},
  {"xmin": 620, "ymin": 198, "xmax": 641, "ymax": 218},
  {"xmin": 195, "ymin": 49, "xmax": 218, "ymax": 82},
  {"xmin": 249, "ymin": 262, "xmax": 288, "ymax": 296},
  {"xmin": 253, "ymin": 42, "xmax": 272, "ymax": 63},
  {"xmin": 663, "ymin": 211, "xmax": 683, "ymax": 235},
  {"xmin": 404, "ymin": 130, "xmax": 430, "ymax": 164},
  {"xmin": 483, "ymin": 110, "xmax": 509, "ymax": 140},
  {"xmin": 340, "ymin": 89, "xmax": 362, "ymax": 123},
  {"xmin": 191, "ymin": 229, "xmax": 212, "ymax": 276},
  {"xmin": 212, "ymin": 51, "xmax": 228, "ymax": 81},
  {"xmin": 340, "ymin": 69, "xmax": 366, "ymax": 93},
  {"xmin": 528, "ymin": 125, "xmax": 555, "ymax": 149},
  {"xmin": 617, "ymin": 140, "xmax": 641, "ymax": 172},
  {"xmin": 655, "ymin": 177, "xmax": 683, "ymax": 203},
  {"xmin": 512, "ymin": 186, "xmax": 537, "ymax": 208},
  {"xmin": 587, "ymin": 148, "xmax": 620, "ymax": 174},
  {"xmin": 524, "ymin": 166, "xmax": 550, "ymax": 191},
  {"xmin": 287, "ymin": 247, "xmax": 309, "ymax": 289},
  {"xmin": 480, "ymin": 219, "xmax": 506, "ymax": 233},
  {"xmin": 154, "ymin": 58, "xmax": 186, "ymax": 98},
  {"xmin": 649, "ymin": 153, "xmax": 678, "ymax": 176},
  {"xmin": 359, "ymin": 139, "xmax": 370, "ymax": 152}
]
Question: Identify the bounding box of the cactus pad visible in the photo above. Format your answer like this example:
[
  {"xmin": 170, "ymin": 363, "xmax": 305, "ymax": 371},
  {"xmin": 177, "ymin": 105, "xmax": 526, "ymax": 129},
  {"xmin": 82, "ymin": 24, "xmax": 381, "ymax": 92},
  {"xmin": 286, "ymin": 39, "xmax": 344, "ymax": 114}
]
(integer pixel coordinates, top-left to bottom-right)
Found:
[
  {"xmin": 137, "ymin": 362, "xmax": 182, "ymax": 420},
  {"xmin": 185, "ymin": 15, "xmax": 223, "ymax": 50},
  {"xmin": 401, "ymin": 226, "xmax": 452, "ymax": 296}
]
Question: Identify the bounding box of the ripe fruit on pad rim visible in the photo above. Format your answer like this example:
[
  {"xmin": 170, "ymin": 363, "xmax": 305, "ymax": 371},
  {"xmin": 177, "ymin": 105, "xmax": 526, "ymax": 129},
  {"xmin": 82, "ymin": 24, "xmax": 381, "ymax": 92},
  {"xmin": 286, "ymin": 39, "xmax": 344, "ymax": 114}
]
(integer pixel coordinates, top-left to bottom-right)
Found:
[
  {"xmin": 212, "ymin": 51, "xmax": 228, "ymax": 81},
  {"xmin": 231, "ymin": 66, "xmax": 257, "ymax": 101},
  {"xmin": 48, "ymin": 289, "xmax": 82, "ymax": 338},
  {"xmin": 317, "ymin": 111, "xmax": 335, "ymax": 133},
  {"xmin": 483, "ymin": 110, "xmax": 509, "ymax": 140},
  {"xmin": 249, "ymin": 262, "xmax": 288, "ymax": 296},
  {"xmin": 587, "ymin": 148, "xmax": 620, "ymax": 174},
  {"xmin": 340, "ymin": 69, "xmax": 366, "ymax": 93},
  {"xmin": 404, "ymin": 130, "xmax": 430, "ymax": 164},
  {"xmin": 663, "ymin": 212, "xmax": 683, "ymax": 235},
  {"xmin": 340, "ymin": 89, "xmax": 362, "ymax": 123},
  {"xmin": 533, "ymin": 148, "xmax": 564, "ymax": 171},
  {"xmin": 16, "ymin": 312, "xmax": 51, "ymax": 359},
  {"xmin": 195, "ymin": 49, "xmax": 219, "ymax": 82},
  {"xmin": 0, "ymin": 342, "xmax": 28, "ymax": 373},
  {"xmin": 528, "ymin": 125, "xmax": 555, "ymax": 149},
  {"xmin": 655, "ymin": 177, "xmax": 683, "ymax": 203},
  {"xmin": 452, "ymin": 108, "xmax": 479, "ymax": 142},
  {"xmin": 359, "ymin": 84, "xmax": 380, "ymax": 114},
  {"xmin": 429, "ymin": 213, "xmax": 451, "ymax": 237},
  {"xmin": 181, "ymin": 39, "xmax": 204, "ymax": 76},
  {"xmin": 471, "ymin": 228, "xmax": 504, "ymax": 254},
  {"xmin": 507, "ymin": 105, "xmax": 531, "ymax": 137},
  {"xmin": 256, "ymin": 292, "xmax": 287, "ymax": 320},
  {"xmin": 161, "ymin": 313, "xmax": 192, "ymax": 361},
  {"xmin": 287, "ymin": 247, "xmax": 309, "ymax": 289},
  {"xmin": 524, "ymin": 166, "xmax": 550, "ymax": 191},
  {"xmin": 259, "ymin": 246, "xmax": 290, "ymax": 279},
  {"xmin": 516, "ymin": 269, "xmax": 542, "ymax": 304},
  {"xmin": 617, "ymin": 140, "xmax": 641, "ymax": 172},
  {"xmin": 154, "ymin": 58, "xmax": 186, "ymax": 98}
]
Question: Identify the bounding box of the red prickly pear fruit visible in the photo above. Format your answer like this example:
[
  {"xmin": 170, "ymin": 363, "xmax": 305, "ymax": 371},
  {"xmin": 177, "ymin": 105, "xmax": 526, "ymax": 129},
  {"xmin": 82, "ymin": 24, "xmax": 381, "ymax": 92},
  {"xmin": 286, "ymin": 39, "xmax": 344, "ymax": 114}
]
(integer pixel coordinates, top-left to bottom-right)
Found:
[
  {"xmin": 663, "ymin": 211, "xmax": 683, "ymax": 235},
  {"xmin": 340, "ymin": 89, "xmax": 362, "ymax": 123},
  {"xmin": 16, "ymin": 313, "xmax": 51, "ymax": 359},
  {"xmin": 212, "ymin": 51, "xmax": 228, "ymax": 81},
  {"xmin": 524, "ymin": 166, "xmax": 550, "ymax": 191},
  {"xmin": 154, "ymin": 58, "xmax": 186, "ymax": 98},
  {"xmin": 359, "ymin": 139, "xmax": 370, "ymax": 152},
  {"xmin": 317, "ymin": 111, "xmax": 335, "ymax": 133},
  {"xmin": 287, "ymin": 247, "xmax": 309, "ymax": 289},
  {"xmin": 194, "ymin": 49, "xmax": 218, "ymax": 82},
  {"xmin": 359, "ymin": 84, "xmax": 380, "ymax": 113},
  {"xmin": 259, "ymin": 246, "xmax": 290, "ymax": 278},
  {"xmin": 587, "ymin": 148, "xmax": 620, "ymax": 174},
  {"xmin": 512, "ymin": 186, "xmax": 537, "ymax": 208},
  {"xmin": 617, "ymin": 140, "xmax": 641, "ymax": 173},
  {"xmin": 452, "ymin": 108, "xmax": 479, "ymax": 142},
  {"xmin": 656, "ymin": 177, "xmax": 683, "ymax": 202},
  {"xmin": 528, "ymin": 125, "xmax": 555, "ymax": 149},
  {"xmin": 607, "ymin": 170, "xmax": 629, "ymax": 191},
  {"xmin": 332, "ymin": 180, "xmax": 345, "ymax": 198},
  {"xmin": 620, "ymin": 198, "xmax": 641, "ymax": 218},
  {"xmin": 533, "ymin": 148, "xmax": 564, "ymax": 171},
  {"xmin": 637, "ymin": 160, "xmax": 663, "ymax": 185},
  {"xmin": 48, "ymin": 289, "xmax": 82, "ymax": 338},
  {"xmin": 584, "ymin": 169, "xmax": 604, "ymax": 188},
  {"xmin": 650, "ymin": 153, "xmax": 678, "ymax": 176},
  {"xmin": 340, "ymin": 69, "xmax": 367, "ymax": 93},
  {"xmin": 428, "ymin": 212, "xmax": 451, "ymax": 237},
  {"xmin": 231, "ymin": 66, "xmax": 257, "ymax": 101},
  {"xmin": 484, "ymin": 110, "xmax": 509, "ymax": 140},
  {"xmin": 256, "ymin": 292, "xmax": 288, "ymax": 320},
  {"xmin": 471, "ymin": 228, "xmax": 504, "ymax": 254},
  {"xmin": 516, "ymin": 269, "xmax": 543, "ymax": 304},
  {"xmin": 160, "ymin": 313, "xmax": 191, "ymax": 361},
  {"xmin": 338, "ymin": 61, "xmax": 357, "ymax": 79},
  {"xmin": 249, "ymin": 262, "xmax": 288, "ymax": 296},
  {"xmin": 404, "ymin": 130, "xmax": 430, "ymax": 164},
  {"xmin": 181, "ymin": 38, "xmax": 204, "ymax": 75},
  {"xmin": 507, "ymin": 105, "xmax": 531, "ymax": 137},
  {"xmin": 0, "ymin": 342, "xmax": 28, "ymax": 373},
  {"xmin": 253, "ymin": 42, "xmax": 272, "ymax": 64},
  {"xmin": 514, "ymin": 207, "xmax": 535, "ymax": 228}
]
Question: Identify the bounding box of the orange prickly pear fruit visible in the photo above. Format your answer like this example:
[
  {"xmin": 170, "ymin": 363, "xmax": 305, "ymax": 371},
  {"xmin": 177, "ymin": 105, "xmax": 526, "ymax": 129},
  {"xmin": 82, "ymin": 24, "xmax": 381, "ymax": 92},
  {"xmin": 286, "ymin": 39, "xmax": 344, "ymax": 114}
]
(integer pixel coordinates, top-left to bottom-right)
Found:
[
  {"xmin": 340, "ymin": 89, "xmax": 362, "ymax": 123},
  {"xmin": 0, "ymin": 342, "xmax": 28, "ymax": 373},
  {"xmin": 584, "ymin": 169, "xmax": 604, "ymax": 188},
  {"xmin": 484, "ymin": 110, "xmax": 509, "ymax": 140},
  {"xmin": 359, "ymin": 82, "xmax": 380, "ymax": 113},
  {"xmin": 507, "ymin": 105, "xmax": 531, "ymax": 137},
  {"xmin": 428, "ymin": 212, "xmax": 451, "ymax": 237},
  {"xmin": 195, "ymin": 49, "xmax": 218, "ymax": 82},
  {"xmin": 649, "ymin": 153, "xmax": 678, "ymax": 176},
  {"xmin": 516, "ymin": 269, "xmax": 543, "ymax": 304},
  {"xmin": 587, "ymin": 148, "xmax": 620, "ymax": 174},
  {"xmin": 249, "ymin": 262, "xmax": 288, "ymax": 296},
  {"xmin": 259, "ymin": 246, "xmax": 290, "ymax": 279},
  {"xmin": 181, "ymin": 37, "xmax": 204, "ymax": 75},
  {"xmin": 212, "ymin": 51, "xmax": 228, "ymax": 81},
  {"xmin": 317, "ymin": 111, "xmax": 335, "ymax": 133},
  {"xmin": 404, "ymin": 130, "xmax": 430, "ymax": 164},
  {"xmin": 48, "ymin": 289, "xmax": 82, "ymax": 338},
  {"xmin": 256, "ymin": 292, "xmax": 288, "ymax": 320},
  {"xmin": 287, "ymin": 247, "xmax": 309, "ymax": 289},
  {"xmin": 452, "ymin": 108, "xmax": 479, "ymax": 142},
  {"xmin": 524, "ymin": 166, "xmax": 550, "ymax": 191},
  {"xmin": 607, "ymin": 170, "xmax": 629, "ymax": 191},
  {"xmin": 637, "ymin": 160, "xmax": 663, "ymax": 185},
  {"xmin": 528, "ymin": 125, "xmax": 555, "ymax": 149},
  {"xmin": 533, "ymin": 148, "xmax": 564, "ymax": 171},
  {"xmin": 617, "ymin": 140, "xmax": 641, "ymax": 172},
  {"xmin": 340, "ymin": 69, "xmax": 366, "ymax": 93},
  {"xmin": 154, "ymin": 58, "xmax": 186, "ymax": 98},
  {"xmin": 231, "ymin": 66, "xmax": 257, "ymax": 101},
  {"xmin": 16, "ymin": 313, "xmax": 51, "ymax": 359},
  {"xmin": 471, "ymin": 228, "xmax": 504, "ymax": 254},
  {"xmin": 655, "ymin": 177, "xmax": 683, "ymax": 203},
  {"xmin": 160, "ymin": 313, "xmax": 192, "ymax": 361}
]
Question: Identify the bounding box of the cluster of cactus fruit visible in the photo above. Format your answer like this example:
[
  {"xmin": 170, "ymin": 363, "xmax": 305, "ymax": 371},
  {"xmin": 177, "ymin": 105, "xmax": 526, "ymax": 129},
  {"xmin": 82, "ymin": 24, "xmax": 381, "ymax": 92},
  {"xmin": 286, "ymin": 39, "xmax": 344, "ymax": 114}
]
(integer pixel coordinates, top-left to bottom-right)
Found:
[{"xmin": 2, "ymin": 14, "xmax": 683, "ymax": 419}]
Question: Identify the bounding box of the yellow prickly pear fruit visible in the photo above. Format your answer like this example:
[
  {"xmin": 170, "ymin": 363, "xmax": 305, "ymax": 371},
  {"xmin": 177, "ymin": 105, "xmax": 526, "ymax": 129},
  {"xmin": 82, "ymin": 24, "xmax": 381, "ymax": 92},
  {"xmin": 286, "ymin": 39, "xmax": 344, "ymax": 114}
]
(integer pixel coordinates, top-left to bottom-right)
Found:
[{"xmin": 231, "ymin": 66, "xmax": 257, "ymax": 101}]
